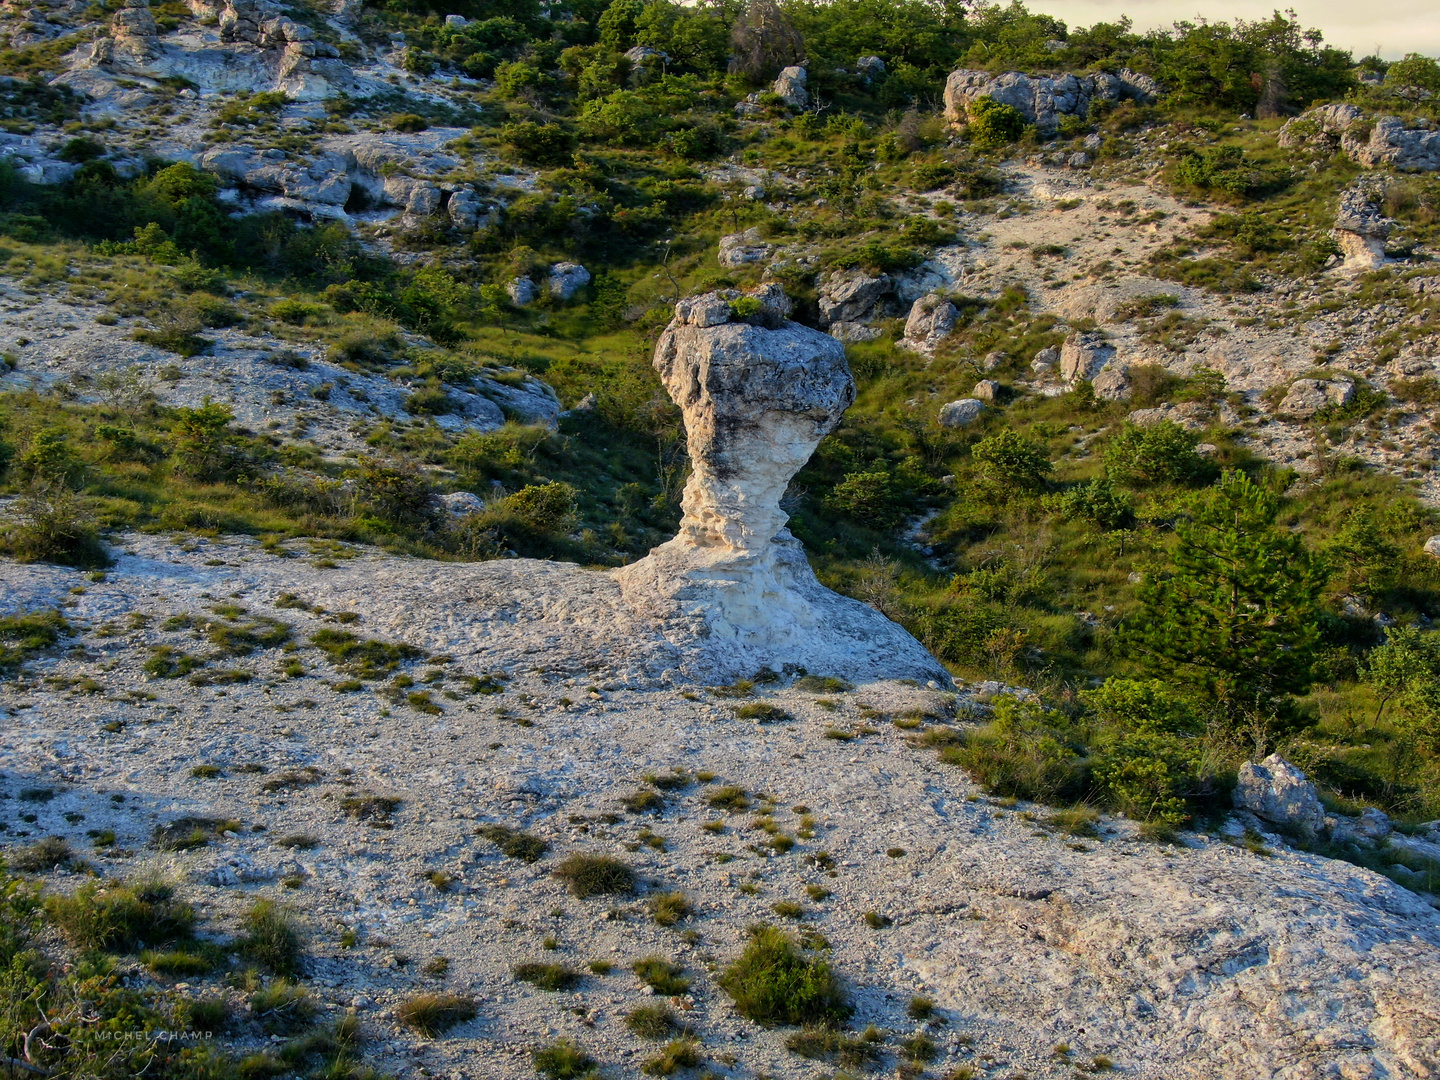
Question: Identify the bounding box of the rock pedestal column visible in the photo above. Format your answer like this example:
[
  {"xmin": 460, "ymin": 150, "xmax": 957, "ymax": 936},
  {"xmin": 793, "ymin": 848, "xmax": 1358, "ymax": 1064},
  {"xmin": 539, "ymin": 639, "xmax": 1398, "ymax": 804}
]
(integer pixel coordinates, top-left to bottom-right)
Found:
[{"xmin": 614, "ymin": 286, "xmax": 950, "ymax": 684}]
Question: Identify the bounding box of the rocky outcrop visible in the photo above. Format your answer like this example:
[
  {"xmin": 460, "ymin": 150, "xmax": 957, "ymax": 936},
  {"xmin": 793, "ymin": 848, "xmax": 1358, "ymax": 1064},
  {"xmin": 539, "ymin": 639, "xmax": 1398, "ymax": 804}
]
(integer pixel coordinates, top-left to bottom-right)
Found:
[
  {"xmin": 1333, "ymin": 183, "xmax": 1392, "ymax": 270},
  {"xmin": 771, "ymin": 65, "xmax": 807, "ymax": 108},
  {"xmin": 1279, "ymin": 103, "xmax": 1440, "ymax": 172},
  {"xmin": 73, "ymin": 0, "xmax": 360, "ymax": 101},
  {"xmin": 897, "ymin": 293, "xmax": 958, "ymax": 354},
  {"xmin": 1234, "ymin": 753, "xmax": 1327, "ymax": 838},
  {"xmin": 717, "ymin": 228, "xmax": 770, "ymax": 268},
  {"xmin": 1059, "ymin": 332, "xmax": 1114, "ymax": 383},
  {"xmin": 1277, "ymin": 377, "xmax": 1355, "ymax": 418},
  {"xmin": 944, "ymin": 68, "xmax": 1159, "ymax": 133},
  {"xmin": 614, "ymin": 286, "xmax": 950, "ymax": 683}
]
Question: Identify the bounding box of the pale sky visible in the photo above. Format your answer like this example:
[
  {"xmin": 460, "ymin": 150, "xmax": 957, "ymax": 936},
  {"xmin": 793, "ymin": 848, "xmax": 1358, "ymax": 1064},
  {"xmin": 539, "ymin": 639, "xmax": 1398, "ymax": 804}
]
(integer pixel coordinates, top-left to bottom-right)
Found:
[{"xmin": 1035, "ymin": 0, "xmax": 1440, "ymax": 59}]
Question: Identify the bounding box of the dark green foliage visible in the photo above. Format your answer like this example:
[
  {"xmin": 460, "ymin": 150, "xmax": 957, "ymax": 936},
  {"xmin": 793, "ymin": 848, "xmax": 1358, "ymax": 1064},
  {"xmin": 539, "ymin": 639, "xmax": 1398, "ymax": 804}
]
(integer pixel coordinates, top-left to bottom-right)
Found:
[
  {"xmin": 1043, "ymin": 478, "xmax": 1134, "ymax": 531},
  {"xmin": 1103, "ymin": 421, "xmax": 1214, "ymax": 487},
  {"xmin": 1128, "ymin": 470, "xmax": 1328, "ymax": 741},
  {"xmin": 553, "ymin": 853, "xmax": 635, "ymax": 897},
  {"xmin": 1172, "ymin": 146, "xmax": 1286, "ymax": 200},
  {"xmin": 170, "ymin": 401, "xmax": 242, "ymax": 482},
  {"xmin": 967, "ymin": 96, "xmax": 1027, "ymax": 150},
  {"xmin": 971, "ymin": 430, "xmax": 1052, "ymax": 494},
  {"xmin": 476, "ymin": 823, "xmax": 549, "ymax": 862},
  {"xmin": 717, "ymin": 924, "xmax": 851, "ymax": 1028}
]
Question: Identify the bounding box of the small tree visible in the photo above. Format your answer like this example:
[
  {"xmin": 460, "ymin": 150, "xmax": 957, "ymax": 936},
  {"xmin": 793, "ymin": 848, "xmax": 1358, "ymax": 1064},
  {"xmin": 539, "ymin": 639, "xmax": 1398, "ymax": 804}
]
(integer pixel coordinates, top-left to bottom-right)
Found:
[
  {"xmin": 170, "ymin": 400, "xmax": 239, "ymax": 482},
  {"xmin": 1126, "ymin": 470, "xmax": 1328, "ymax": 748},
  {"xmin": 1384, "ymin": 53, "xmax": 1440, "ymax": 103},
  {"xmin": 1104, "ymin": 420, "xmax": 1213, "ymax": 487}
]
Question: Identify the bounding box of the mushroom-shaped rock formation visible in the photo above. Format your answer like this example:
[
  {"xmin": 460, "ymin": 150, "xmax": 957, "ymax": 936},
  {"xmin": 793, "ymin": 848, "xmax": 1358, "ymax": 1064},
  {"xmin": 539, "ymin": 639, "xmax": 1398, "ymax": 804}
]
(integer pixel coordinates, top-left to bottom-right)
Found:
[{"xmin": 614, "ymin": 286, "xmax": 950, "ymax": 684}]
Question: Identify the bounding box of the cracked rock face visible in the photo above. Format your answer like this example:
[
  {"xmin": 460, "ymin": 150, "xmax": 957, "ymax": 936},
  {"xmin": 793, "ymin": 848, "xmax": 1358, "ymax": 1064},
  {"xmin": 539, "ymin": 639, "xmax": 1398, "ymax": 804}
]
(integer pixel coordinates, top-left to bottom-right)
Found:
[{"xmin": 615, "ymin": 287, "xmax": 950, "ymax": 684}]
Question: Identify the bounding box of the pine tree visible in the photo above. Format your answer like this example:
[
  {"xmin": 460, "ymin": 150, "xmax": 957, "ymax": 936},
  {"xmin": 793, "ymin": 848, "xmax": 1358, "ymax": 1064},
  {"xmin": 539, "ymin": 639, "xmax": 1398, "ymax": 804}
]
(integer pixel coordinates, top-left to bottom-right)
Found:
[{"xmin": 1127, "ymin": 470, "xmax": 1327, "ymax": 747}]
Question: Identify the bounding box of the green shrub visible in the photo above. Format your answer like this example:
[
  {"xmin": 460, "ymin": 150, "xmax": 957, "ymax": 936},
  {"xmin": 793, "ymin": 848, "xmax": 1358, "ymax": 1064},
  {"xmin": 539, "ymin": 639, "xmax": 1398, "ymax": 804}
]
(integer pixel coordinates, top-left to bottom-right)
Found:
[
  {"xmin": 347, "ymin": 458, "xmax": 438, "ymax": 528},
  {"xmin": 972, "ymin": 430, "xmax": 1051, "ymax": 493},
  {"xmin": 502, "ymin": 121, "xmax": 577, "ymax": 166},
  {"xmin": 939, "ymin": 697, "xmax": 1090, "ymax": 804},
  {"xmin": 45, "ymin": 876, "xmax": 195, "ymax": 951},
  {"xmin": 648, "ymin": 891, "xmax": 693, "ymax": 926},
  {"xmin": 249, "ymin": 979, "xmax": 314, "ymax": 1034},
  {"xmin": 828, "ymin": 471, "xmax": 905, "ymax": 528},
  {"xmin": 170, "ymin": 401, "xmax": 241, "ymax": 482},
  {"xmin": 1042, "ymin": 478, "xmax": 1133, "ymax": 531},
  {"xmin": 717, "ymin": 923, "xmax": 851, "ymax": 1028},
  {"xmin": 395, "ymin": 992, "xmax": 477, "ymax": 1035},
  {"xmin": 1103, "ymin": 421, "xmax": 1213, "ymax": 487},
  {"xmin": 3, "ymin": 483, "xmax": 109, "ymax": 569},
  {"xmin": 1172, "ymin": 145, "xmax": 1285, "ymax": 200},
  {"xmin": 553, "ymin": 854, "xmax": 634, "ymax": 898},
  {"xmin": 533, "ymin": 1038, "xmax": 597, "ymax": 1080},
  {"xmin": 968, "ymin": 97, "xmax": 1027, "ymax": 150}
]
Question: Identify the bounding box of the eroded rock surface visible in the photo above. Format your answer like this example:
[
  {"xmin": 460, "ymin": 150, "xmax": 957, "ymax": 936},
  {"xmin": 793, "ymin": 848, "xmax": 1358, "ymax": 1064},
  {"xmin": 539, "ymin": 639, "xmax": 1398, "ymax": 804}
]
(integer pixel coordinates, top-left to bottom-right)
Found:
[{"xmin": 944, "ymin": 67, "xmax": 1158, "ymax": 133}]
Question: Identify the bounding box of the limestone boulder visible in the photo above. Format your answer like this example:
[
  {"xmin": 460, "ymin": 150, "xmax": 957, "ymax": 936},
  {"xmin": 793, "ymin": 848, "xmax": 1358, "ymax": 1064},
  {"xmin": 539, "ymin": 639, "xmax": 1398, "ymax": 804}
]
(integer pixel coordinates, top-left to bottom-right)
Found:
[
  {"xmin": 1234, "ymin": 754, "xmax": 1327, "ymax": 838},
  {"xmin": 1031, "ymin": 345, "xmax": 1060, "ymax": 374},
  {"xmin": 938, "ymin": 398, "xmax": 985, "ymax": 427},
  {"xmin": 1280, "ymin": 103, "xmax": 1440, "ymax": 172},
  {"xmin": 547, "ymin": 262, "xmax": 591, "ymax": 300},
  {"xmin": 447, "ymin": 189, "xmax": 484, "ymax": 231},
  {"xmin": 817, "ymin": 269, "xmax": 892, "ymax": 328},
  {"xmin": 718, "ymin": 228, "xmax": 770, "ymax": 268},
  {"xmin": 827, "ymin": 321, "xmax": 882, "ymax": 343},
  {"xmin": 1092, "ymin": 363, "xmax": 1131, "ymax": 401},
  {"xmin": 506, "ymin": 277, "xmax": 538, "ymax": 307},
  {"xmin": 1278, "ymin": 378, "xmax": 1354, "ymax": 418},
  {"xmin": 897, "ymin": 293, "xmax": 958, "ymax": 354},
  {"xmin": 944, "ymin": 67, "xmax": 1158, "ymax": 133},
  {"xmin": 971, "ymin": 379, "xmax": 1000, "ymax": 402},
  {"xmin": 772, "ymin": 65, "xmax": 808, "ymax": 108},
  {"xmin": 1423, "ymin": 535, "xmax": 1440, "ymax": 558},
  {"xmin": 856, "ymin": 55, "xmax": 885, "ymax": 80}
]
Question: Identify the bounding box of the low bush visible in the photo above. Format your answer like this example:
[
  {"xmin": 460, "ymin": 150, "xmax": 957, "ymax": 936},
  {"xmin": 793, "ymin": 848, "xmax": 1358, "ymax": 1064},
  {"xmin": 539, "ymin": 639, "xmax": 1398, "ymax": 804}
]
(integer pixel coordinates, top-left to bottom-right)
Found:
[
  {"xmin": 553, "ymin": 854, "xmax": 635, "ymax": 898},
  {"xmin": 238, "ymin": 899, "xmax": 304, "ymax": 977},
  {"xmin": 395, "ymin": 992, "xmax": 477, "ymax": 1035},
  {"xmin": 717, "ymin": 923, "xmax": 851, "ymax": 1027},
  {"xmin": 533, "ymin": 1038, "xmax": 597, "ymax": 1080},
  {"xmin": 476, "ymin": 823, "xmax": 549, "ymax": 862},
  {"xmin": 45, "ymin": 875, "xmax": 196, "ymax": 952},
  {"xmin": 513, "ymin": 961, "xmax": 581, "ymax": 990}
]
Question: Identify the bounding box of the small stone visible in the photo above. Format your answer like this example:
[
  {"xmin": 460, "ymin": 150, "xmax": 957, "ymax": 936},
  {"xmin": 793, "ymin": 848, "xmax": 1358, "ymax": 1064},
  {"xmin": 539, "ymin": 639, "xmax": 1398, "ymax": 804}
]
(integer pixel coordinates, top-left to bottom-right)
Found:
[
  {"xmin": 1424, "ymin": 535, "xmax": 1440, "ymax": 558},
  {"xmin": 547, "ymin": 262, "xmax": 591, "ymax": 301},
  {"xmin": 971, "ymin": 379, "xmax": 1000, "ymax": 402}
]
